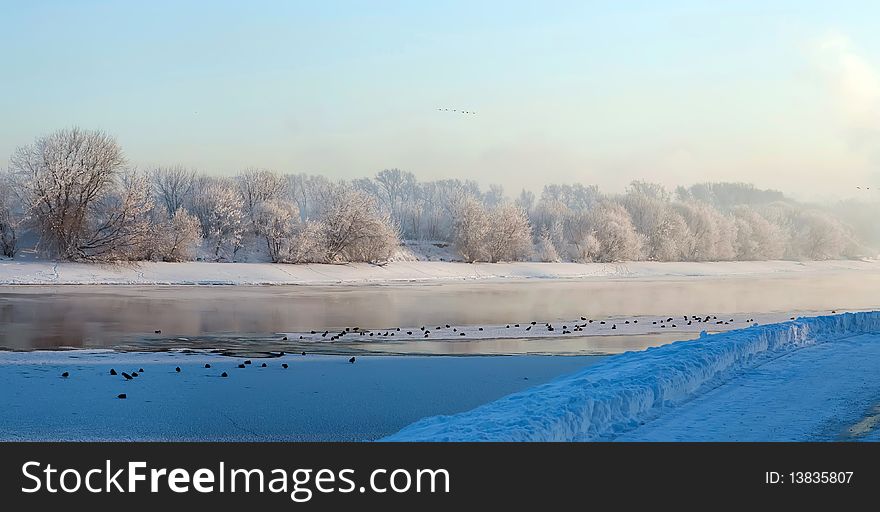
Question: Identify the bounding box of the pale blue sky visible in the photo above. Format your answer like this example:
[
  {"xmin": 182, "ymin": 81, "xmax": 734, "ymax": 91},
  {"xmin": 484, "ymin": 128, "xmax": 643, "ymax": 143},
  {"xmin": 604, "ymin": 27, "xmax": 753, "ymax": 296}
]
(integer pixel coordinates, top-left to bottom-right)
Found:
[{"xmin": 2, "ymin": 0, "xmax": 879, "ymax": 199}]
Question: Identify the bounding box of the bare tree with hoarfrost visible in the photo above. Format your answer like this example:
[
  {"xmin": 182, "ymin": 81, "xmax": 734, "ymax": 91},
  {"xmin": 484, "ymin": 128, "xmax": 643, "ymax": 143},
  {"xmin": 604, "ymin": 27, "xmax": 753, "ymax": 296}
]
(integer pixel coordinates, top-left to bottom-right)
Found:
[
  {"xmin": 0, "ymin": 174, "xmax": 23, "ymax": 257},
  {"xmin": 789, "ymin": 210, "xmax": 852, "ymax": 260},
  {"xmin": 319, "ymin": 185, "xmax": 399, "ymax": 263},
  {"xmin": 485, "ymin": 203, "xmax": 532, "ymax": 262},
  {"xmin": 147, "ymin": 208, "xmax": 202, "ymax": 262},
  {"xmin": 237, "ymin": 169, "xmax": 287, "ymax": 228},
  {"xmin": 76, "ymin": 171, "xmax": 155, "ymax": 261},
  {"xmin": 451, "ymin": 196, "xmax": 489, "ymax": 262},
  {"xmin": 152, "ymin": 166, "xmax": 196, "ymax": 215},
  {"xmin": 584, "ymin": 202, "xmax": 643, "ymax": 262},
  {"xmin": 732, "ymin": 206, "xmax": 784, "ymax": 260},
  {"xmin": 193, "ymin": 180, "xmax": 245, "ymax": 261},
  {"xmin": 451, "ymin": 198, "xmax": 532, "ymax": 262},
  {"xmin": 284, "ymin": 220, "xmax": 327, "ymax": 263},
  {"xmin": 651, "ymin": 209, "xmax": 692, "ymax": 261},
  {"xmin": 535, "ymin": 226, "xmax": 561, "ymax": 262},
  {"xmin": 251, "ymin": 199, "xmax": 299, "ymax": 263},
  {"xmin": 8, "ymin": 128, "xmax": 154, "ymax": 260},
  {"xmin": 673, "ymin": 201, "xmax": 736, "ymax": 261},
  {"xmin": 374, "ymin": 168, "xmax": 416, "ymax": 225}
]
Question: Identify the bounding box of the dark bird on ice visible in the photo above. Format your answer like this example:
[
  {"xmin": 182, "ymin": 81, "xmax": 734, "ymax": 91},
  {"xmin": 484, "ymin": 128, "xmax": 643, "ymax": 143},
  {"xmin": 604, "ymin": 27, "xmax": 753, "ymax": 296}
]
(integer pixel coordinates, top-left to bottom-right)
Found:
[
  {"xmin": 221, "ymin": 372, "xmax": 228, "ymax": 377},
  {"xmin": 155, "ymin": 330, "xmax": 161, "ymax": 334},
  {"xmin": 110, "ymin": 369, "xmax": 117, "ymax": 376},
  {"xmin": 61, "ymin": 372, "xmax": 69, "ymax": 378},
  {"xmin": 205, "ymin": 364, "xmax": 211, "ymax": 368},
  {"xmin": 117, "ymin": 394, "xmax": 127, "ymax": 399},
  {"xmin": 244, "ymin": 360, "xmax": 252, "ymax": 365},
  {"xmin": 261, "ymin": 363, "xmax": 267, "ymax": 368},
  {"xmin": 131, "ymin": 372, "xmax": 139, "ymax": 377},
  {"xmin": 349, "ymin": 357, "xmax": 356, "ymax": 364},
  {"xmin": 282, "ymin": 363, "xmax": 289, "ymax": 369},
  {"xmin": 238, "ymin": 364, "xmax": 246, "ymax": 369},
  {"xmin": 122, "ymin": 372, "xmax": 133, "ymax": 380},
  {"xmin": 175, "ymin": 367, "xmax": 181, "ymax": 373},
  {"xmin": 139, "ymin": 368, "xmax": 144, "ymax": 373}
]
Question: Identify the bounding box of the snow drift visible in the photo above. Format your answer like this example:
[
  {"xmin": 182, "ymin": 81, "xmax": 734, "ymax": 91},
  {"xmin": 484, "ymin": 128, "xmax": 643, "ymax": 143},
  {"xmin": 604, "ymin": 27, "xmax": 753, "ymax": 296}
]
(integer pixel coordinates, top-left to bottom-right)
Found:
[{"xmin": 384, "ymin": 311, "xmax": 880, "ymax": 441}]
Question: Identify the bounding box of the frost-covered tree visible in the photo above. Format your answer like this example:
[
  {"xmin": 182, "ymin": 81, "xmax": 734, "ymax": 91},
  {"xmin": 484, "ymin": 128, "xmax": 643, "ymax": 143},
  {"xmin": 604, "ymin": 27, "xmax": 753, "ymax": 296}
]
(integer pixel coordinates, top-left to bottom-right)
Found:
[
  {"xmin": 732, "ymin": 206, "xmax": 784, "ymax": 260},
  {"xmin": 151, "ymin": 208, "xmax": 202, "ymax": 262},
  {"xmin": 535, "ymin": 226, "xmax": 561, "ymax": 262},
  {"xmin": 8, "ymin": 128, "xmax": 132, "ymax": 260},
  {"xmin": 0, "ymin": 174, "xmax": 23, "ymax": 257},
  {"xmin": 587, "ymin": 202, "xmax": 643, "ymax": 262},
  {"xmin": 530, "ymin": 198, "xmax": 568, "ymax": 258},
  {"xmin": 284, "ymin": 221, "xmax": 327, "ymax": 263},
  {"xmin": 451, "ymin": 199, "xmax": 532, "ymax": 262},
  {"xmin": 193, "ymin": 181, "xmax": 245, "ymax": 261},
  {"xmin": 485, "ymin": 203, "xmax": 532, "ymax": 262},
  {"xmin": 651, "ymin": 209, "xmax": 692, "ymax": 261},
  {"xmin": 789, "ymin": 210, "xmax": 852, "ymax": 260},
  {"xmin": 318, "ymin": 185, "xmax": 399, "ymax": 263},
  {"xmin": 673, "ymin": 201, "xmax": 736, "ymax": 261},
  {"xmin": 78, "ymin": 171, "xmax": 155, "ymax": 261},
  {"xmin": 562, "ymin": 210, "xmax": 595, "ymax": 262},
  {"xmin": 451, "ymin": 196, "xmax": 489, "ymax": 262},
  {"xmin": 374, "ymin": 168, "xmax": 417, "ymax": 225},
  {"xmin": 252, "ymin": 199, "xmax": 299, "ymax": 263},
  {"xmin": 483, "ymin": 184, "xmax": 505, "ymax": 208},
  {"xmin": 237, "ymin": 169, "xmax": 287, "ymax": 230},
  {"xmin": 515, "ymin": 189, "xmax": 535, "ymax": 213},
  {"xmin": 285, "ymin": 173, "xmax": 332, "ymax": 221},
  {"xmin": 152, "ymin": 166, "xmax": 195, "ymax": 215}
]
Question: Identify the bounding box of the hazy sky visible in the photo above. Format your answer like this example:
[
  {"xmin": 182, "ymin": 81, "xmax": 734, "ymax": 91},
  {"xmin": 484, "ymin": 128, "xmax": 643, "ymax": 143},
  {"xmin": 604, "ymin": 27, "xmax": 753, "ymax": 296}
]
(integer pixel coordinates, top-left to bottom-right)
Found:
[{"xmin": 2, "ymin": 0, "xmax": 880, "ymax": 200}]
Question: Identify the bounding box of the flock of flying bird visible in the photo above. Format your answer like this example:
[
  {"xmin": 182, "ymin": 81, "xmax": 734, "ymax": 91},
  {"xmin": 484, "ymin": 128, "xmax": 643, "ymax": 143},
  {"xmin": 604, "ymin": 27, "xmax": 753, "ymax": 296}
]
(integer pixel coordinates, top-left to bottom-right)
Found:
[{"xmin": 437, "ymin": 107, "xmax": 476, "ymax": 115}]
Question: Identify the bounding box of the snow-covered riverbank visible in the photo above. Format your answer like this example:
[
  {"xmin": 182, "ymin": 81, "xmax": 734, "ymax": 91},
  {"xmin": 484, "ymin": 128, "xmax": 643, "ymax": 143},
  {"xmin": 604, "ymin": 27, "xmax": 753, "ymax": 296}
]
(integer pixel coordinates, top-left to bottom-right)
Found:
[
  {"xmin": 0, "ymin": 259, "xmax": 877, "ymax": 285},
  {"xmin": 385, "ymin": 311, "xmax": 880, "ymax": 441}
]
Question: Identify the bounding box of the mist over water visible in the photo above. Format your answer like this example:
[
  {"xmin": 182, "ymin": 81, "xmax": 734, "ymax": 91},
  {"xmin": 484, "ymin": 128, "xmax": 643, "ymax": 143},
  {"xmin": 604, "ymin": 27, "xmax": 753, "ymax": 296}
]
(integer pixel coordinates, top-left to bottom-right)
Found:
[{"xmin": 1, "ymin": 269, "xmax": 878, "ymax": 353}]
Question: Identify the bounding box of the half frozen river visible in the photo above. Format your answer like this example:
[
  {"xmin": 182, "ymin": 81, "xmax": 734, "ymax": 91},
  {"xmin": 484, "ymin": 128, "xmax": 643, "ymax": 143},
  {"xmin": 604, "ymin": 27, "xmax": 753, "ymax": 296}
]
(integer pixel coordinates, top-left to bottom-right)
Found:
[{"xmin": 2, "ymin": 269, "xmax": 878, "ymax": 355}]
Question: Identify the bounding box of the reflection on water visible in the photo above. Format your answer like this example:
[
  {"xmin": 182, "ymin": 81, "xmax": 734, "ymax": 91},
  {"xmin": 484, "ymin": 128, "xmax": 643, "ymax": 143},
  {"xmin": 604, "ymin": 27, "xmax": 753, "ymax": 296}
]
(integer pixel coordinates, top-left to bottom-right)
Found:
[{"xmin": 0, "ymin": 270, "xmax": 878, "ymax": 354}]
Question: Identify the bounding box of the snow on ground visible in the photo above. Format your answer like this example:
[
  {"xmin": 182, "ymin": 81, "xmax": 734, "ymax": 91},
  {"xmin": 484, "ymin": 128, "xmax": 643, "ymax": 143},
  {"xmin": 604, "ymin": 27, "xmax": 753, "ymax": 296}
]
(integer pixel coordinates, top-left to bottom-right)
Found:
[
  {"xmin": 384, "ymin": 312, "xmax": 880, "ymax": 441},
  {"xmin": 615, "ymin": 333, "xmax": 880, "ymax": 441},
  {"xmin": 0, "ymin": 258, "xmax": 877, "ymax": 285},
  {"xmin": 0, "ymin": 351, "xmax": 601, "ymax": 441}
]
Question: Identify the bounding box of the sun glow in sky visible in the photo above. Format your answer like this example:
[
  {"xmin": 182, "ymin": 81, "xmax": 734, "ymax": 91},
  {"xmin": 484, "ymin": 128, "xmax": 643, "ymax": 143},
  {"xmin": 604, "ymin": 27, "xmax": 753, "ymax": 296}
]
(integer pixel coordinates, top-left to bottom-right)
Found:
[{"xmin": 2, "ymin": 0, "xmax": 879, "ymax": 200}]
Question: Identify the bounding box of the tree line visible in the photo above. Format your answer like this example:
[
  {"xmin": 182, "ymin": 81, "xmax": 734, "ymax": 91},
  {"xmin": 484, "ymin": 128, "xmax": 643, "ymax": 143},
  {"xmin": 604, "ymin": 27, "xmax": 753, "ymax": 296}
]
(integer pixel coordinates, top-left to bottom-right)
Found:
[{"xmin": 0, "ymin": 128, "xmax": 868, "ymax": 264}]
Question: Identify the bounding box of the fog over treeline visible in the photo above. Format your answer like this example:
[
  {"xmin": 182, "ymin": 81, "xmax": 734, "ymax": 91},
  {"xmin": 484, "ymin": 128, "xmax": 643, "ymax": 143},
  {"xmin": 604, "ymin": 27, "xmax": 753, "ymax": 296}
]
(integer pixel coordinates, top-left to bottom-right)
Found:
[{"xmin": 0, "ymin": 128, "xmax": 877, "ymax": 264}]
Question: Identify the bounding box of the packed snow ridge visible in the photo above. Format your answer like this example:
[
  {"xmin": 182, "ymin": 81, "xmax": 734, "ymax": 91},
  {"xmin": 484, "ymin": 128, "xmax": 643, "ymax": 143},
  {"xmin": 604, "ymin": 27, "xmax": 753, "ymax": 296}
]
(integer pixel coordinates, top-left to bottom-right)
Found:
[{"xmin": 384, "ymin": 311, "xmax": 880, "ymax": 441}]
